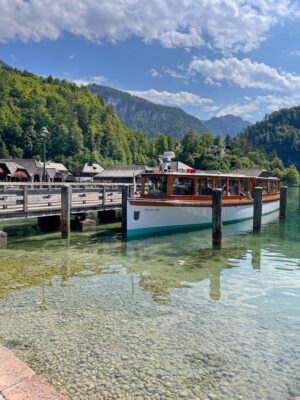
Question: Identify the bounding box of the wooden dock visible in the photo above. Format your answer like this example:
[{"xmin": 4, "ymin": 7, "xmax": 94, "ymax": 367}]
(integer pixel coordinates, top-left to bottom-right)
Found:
[{"xmin": 0, "ymin": 182, "xmax": 125, "ymax": 220}]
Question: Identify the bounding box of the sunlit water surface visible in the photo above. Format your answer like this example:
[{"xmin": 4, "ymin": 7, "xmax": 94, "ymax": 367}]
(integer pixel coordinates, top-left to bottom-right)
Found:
[{"xmin": 0, "ymin": 189, "xmax": 300, "ymax": 399}]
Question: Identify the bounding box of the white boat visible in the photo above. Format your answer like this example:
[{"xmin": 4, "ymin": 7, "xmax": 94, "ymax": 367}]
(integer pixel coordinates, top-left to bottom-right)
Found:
[{"xmin": 127, "ymin": 172, "xmax": 280, "ymax": 237}]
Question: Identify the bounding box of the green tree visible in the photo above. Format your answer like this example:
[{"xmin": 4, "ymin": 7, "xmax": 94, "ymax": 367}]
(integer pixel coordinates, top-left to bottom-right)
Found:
[{"xmin": 282, "ymin": 165, "xmax": 299, "ymax": 184}]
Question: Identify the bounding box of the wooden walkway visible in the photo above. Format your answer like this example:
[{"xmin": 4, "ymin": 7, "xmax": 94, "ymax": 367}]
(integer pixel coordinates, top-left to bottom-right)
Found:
[{"xmin": 0, "ymin": 183, "xmax": 125, "ymax": 220}]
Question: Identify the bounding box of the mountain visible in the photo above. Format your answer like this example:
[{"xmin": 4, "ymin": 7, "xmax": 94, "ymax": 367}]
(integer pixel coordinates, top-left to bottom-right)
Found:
[
  {"xmin": 203, "ymin": 115, "xmax": 251, "ymax": 137},
  {"xmin": 88, "ymin": 84, "xmax": 208, "ymax": 138},
  {"xmin": 0, "ymin": 66, "xmax": 159, "ymax": 168},
  {"xmin": 0, "ymin": 60, "xmax": 11, "ymax": 69},
  {"xmin": 239, "ymin": 106, "xmax": 300, "ymax": 169}
]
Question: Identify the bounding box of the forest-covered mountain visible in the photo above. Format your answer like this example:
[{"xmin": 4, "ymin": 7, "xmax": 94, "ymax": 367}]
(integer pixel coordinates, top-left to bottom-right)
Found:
[
  {"xmin": 88, "ymin": 84, "xmax": 208, "ymax": 138},
  {"xmin": 204, "ymin": 115, "xmax": 251, "ymax": 137},
  {"xmin": 88, "ymin": 84, "xmax": 251, "ymax": 138},
  {"xmin": 0, "ymin": 62, "xmax": 298, "ymax": 182},
  {"xmin": 0, "ymin": 60, "xmax": 10, "ymax": 69},
  {"xmin": 0, "ymin": 63, "xmax": 159, "ymax": 169},
  {"xmin": 238, "ymin": 107, "xmax": 300, "ymax": 170}
]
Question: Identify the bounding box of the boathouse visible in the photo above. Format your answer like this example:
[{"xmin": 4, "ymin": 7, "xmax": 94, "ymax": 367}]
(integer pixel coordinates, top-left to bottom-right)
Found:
[
  {"xmin": 230, "ymin": 168, "xmax": 272, "ymax": 177},
  {"xmin": 0, "ymin": 161, "xmax": 30, "ymax": 182},
  {"xmin": 74, "ymin": 163, "xmax": 104, "ymax": 182},
  {"xmin": 0, "ymin": 159, "xmax": 43, "ymax": 182},
  {"xmin": 94, "ymin": 165, "xmax": 146, "ymax": 184},
  {"xmin": 0, "ymin": 159, "xmax": 72, "ymax": 182},
  {"xmin": 46, "ymin": 162, "xmax": 74, "ymax": 182}
]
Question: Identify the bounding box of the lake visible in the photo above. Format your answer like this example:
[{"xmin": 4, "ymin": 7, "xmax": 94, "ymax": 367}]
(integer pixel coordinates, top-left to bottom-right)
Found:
[{"xmin": 0, "ymin": 188, "xmax": 299, "ymax": 399}]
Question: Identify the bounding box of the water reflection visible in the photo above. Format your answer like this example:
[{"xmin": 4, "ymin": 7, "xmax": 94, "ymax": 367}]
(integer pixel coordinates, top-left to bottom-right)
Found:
[
  {"xmin": 1, "ymin": 194, "xmax": 299, "ymax": 304},
  {"xmin": 0, "ymin": 189, "xmax": 299, "ymax": 400}
]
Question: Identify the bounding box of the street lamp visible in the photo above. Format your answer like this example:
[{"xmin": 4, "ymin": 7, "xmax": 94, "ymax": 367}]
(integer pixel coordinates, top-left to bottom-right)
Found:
[{"xmin": 40, "ymin": 127, "xmax": 49, "ymax": 182}]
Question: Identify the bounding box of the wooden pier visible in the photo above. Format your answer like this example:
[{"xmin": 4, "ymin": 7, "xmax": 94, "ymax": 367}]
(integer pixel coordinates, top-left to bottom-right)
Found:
[
  {"xmin": 0, "ymin": 182, "xmax": 129, "ymax": 239},
  {"xmin": 0, "ymin": 182, "xmax": 125, "ymax": 220}
]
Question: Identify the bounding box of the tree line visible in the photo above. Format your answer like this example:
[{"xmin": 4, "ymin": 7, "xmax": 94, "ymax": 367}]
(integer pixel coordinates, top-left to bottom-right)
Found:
[{"xmin": 0, "ymin": 66, "xmax": 298, "ymax": 184}]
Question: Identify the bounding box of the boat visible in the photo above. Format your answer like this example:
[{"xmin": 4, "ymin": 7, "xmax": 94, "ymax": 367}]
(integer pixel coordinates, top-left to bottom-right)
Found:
[{"xmin": 127, "ymin": 168, "xmax": 280, "ymax": 237}]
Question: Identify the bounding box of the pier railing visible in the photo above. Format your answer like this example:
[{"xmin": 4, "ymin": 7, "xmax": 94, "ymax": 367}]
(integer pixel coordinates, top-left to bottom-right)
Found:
[{"xmin": 0, "ymin": 182, "xmax": 127, "ymax": 219}]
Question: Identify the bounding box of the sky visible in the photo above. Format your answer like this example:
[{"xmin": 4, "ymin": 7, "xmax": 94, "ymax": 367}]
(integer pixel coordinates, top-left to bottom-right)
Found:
[{"xmin": 1, "ymin": 0, "xmax": 300, "ymax": 122}]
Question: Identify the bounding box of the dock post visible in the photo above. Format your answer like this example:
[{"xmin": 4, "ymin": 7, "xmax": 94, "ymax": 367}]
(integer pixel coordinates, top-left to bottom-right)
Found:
[
  {"xmin": 0, "ymin": 226, "xmax": 7, "ymax": 245},
  {"xmin": 280, "ymin": 186, "xmax": 288, "ymax": 219},
  {"xmin": 253, "ymin": 187, "xmax": 263, "ymax": 231},
  {"xmin": 102, "ymin": 185, "xmax": 106, "ymax": 206},
  {"xmin": 61, "ymin": 185, "xmax": 72, "ymax": 239},
  {"xmin": 23, "ymin": 186, "xmax": 28, "ymax": 213},
  {"xmin": 122, "ymin": 186, "xmax": 129, "ymax": 236},
  {"xmin": 298, "ymin": 185, "xmax": 300, "ymax": 211},
  {"xmin": 212, "ymin": 188, "xmax": 222, "ymax": 246}
]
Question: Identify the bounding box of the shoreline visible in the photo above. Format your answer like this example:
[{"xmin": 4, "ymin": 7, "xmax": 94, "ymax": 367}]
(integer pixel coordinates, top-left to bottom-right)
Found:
[{"xmin": 0, "ymin": 343, "xmax": 67, "ymax": 400}]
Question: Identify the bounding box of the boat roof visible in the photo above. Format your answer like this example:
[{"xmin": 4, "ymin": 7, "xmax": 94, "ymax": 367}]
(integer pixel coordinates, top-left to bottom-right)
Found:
[{"xmin": 142, "ymin": 171, "xmax": 280, "ymax": 180}]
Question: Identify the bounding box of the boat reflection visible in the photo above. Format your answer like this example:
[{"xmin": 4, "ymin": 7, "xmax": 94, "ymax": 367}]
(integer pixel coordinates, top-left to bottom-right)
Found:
[{"xmin": 0, "ymin": 204, "xmax": 299, "ymax": 305}]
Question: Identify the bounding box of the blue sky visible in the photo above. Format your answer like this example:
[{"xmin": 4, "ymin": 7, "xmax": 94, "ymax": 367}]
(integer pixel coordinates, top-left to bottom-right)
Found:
[{"xmin": 1, "ymin": 0, "xmax": 300, "ymax": 122}]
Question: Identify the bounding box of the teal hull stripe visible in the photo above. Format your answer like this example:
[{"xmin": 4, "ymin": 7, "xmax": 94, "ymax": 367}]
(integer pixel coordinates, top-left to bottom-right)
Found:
[{"xmin": 127, "ymin": 223, "xmax": 211, "ymax": 237}]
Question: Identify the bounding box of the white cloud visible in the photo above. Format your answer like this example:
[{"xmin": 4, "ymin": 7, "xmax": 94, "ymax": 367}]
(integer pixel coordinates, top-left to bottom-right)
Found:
[
  {"xmin": 216, "ymin": 94, "xmax": 300, "ymax": 120},
  {"xmin": 149, "ymin": 69, "xmax": 161, "ymax": 78},
  {"xmin": 189, "ymin": 57, "xmax": 300, "ymax": 92},
  {"xmin": 72, "ymin": 75, "xmax": 107, "ymax": 86},
  {"xmin": 163, "ymin": 67, "xmax": 187, "ymax": 80},
  {"xmin": 0, "ymin": 0, "xmax": 295, "ymax": 52},
  {"xmin": 125, "ymin": 89, "xmax": 214, "ymax": 108}
]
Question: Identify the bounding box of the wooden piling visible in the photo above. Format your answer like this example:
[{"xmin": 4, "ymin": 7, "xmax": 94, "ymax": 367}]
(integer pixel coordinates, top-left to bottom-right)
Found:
[
  {"xmin": 102, "ymin": 185, "xmax": 106, "ymax": 206},
  {"xmin": 280, "ymin": 186, "xmax": 288, "ymax": 219},
  {"xmin": 212, "ymin": 188, "xmax": 222, "ymax": 246},
  {"xmin": 0, "ymin": 228, "xmax": 7, "ymax": 244},
  {"xmin": 23, "ymin": 186, "xmax": 28, "ymax": 213},
  {"xmin": 61, "ymin": 185, "xmax": 72, "ymax": 239},
  {"xmin": 253, "ymin": 187, "xmax": 263, "ymax": 231},
  {"xmin": 122, "ymin": 186, "xmax": 129, "ymax": 236}
]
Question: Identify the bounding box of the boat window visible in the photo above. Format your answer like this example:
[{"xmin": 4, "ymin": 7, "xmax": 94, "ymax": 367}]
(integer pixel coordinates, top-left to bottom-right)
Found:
[
  {"xmin": 229, "ymin": 179, "xmax": 239, "ymax": 195},
  {"xmin": 262, "ymin": 179, "xmax": 268, "ymax": 194},
  {"xmin": 269, "ymin": 179, "xmax": 279, "ymax": 194},
  {"xmin": 240, "ymin": 179, "xmax": 250, "ymax": 197},
  {"xmin": 144, "ymin": 176, "xmax": 167, "ymax": 196},
  {"xmin": 173, "ymin": 178, "xmax": 194, "ymax": 195},
  {"xmin": 197, "ymin": 178, "xmax": 207, "ymax": 195},
  {"xmin": 215, "ymin": 178, "xmax": 228, "ymax": 195},
  {"xmin": 207, "ymin": 178, "xmax": 214, "ymax": 193}
]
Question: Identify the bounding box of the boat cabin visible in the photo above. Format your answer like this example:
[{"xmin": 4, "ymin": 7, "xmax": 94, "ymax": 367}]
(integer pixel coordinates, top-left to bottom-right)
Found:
[{"xmin": 140, "ymin": 173, "xmax": 280, "ymax": 199}]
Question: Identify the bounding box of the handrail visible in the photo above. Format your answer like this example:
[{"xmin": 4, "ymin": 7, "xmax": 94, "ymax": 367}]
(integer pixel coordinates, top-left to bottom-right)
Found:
[{"xmin": 0, "ymin": 182, "xmax": 130, "ymax": 187}]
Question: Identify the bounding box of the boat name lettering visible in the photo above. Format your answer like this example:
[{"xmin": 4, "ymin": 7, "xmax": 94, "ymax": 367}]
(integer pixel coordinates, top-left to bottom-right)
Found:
[{"xmin": 145, "ymin": 208, "xmax": 160, "ymax": 212}]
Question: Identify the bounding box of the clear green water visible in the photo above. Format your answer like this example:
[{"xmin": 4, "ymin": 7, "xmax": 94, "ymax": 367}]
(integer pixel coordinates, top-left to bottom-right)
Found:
[{"xmin": 0, "ymin": 189, "xmax": 300, "ymax": 400}]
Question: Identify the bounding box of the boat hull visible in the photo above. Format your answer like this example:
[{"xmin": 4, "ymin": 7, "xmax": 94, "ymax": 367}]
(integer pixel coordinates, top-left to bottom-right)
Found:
[{"xmin": 127, "ymin": 199, "xmax": 280, "ymax": 237}]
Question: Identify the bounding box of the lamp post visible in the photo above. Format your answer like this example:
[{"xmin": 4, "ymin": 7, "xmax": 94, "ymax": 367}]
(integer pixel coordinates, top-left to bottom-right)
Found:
[{"xmin": 40, "ymin": 127, "xmax": 49, "ymax": 182}]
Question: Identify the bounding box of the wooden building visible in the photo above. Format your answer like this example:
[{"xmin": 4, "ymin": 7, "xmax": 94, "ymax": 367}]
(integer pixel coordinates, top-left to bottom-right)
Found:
[
  {"xmin": 46, "ymin": 162, "xmax": 74, "ymax": 182},
  {"xmin": 74, "ymin": 163, "xmax": 104, "ymax": 182},
  {"xmin": 94, "ymin": 165, "xmax": 146, "ymax": 184},
  {"xmin": 0, "ymin": 159, "xmax": 44, "ymax": 181},
  {"xmin": 230, "ymin": 168, "xmax": 272, "ymax": 177},
  {"xmin": 0, "ymin": 159, "xmax": 72, "ymax": 182},
  {"xmin": 0, "ymin": 161, "xmax": 30, "ymax": 182}
]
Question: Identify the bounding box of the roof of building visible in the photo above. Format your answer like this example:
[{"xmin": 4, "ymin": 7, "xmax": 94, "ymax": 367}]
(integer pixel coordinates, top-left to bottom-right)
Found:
[
  {"xmin": 0, "ymin": 159, "xmax": 43, "ymax": 176},
  {"xmin": 45, "ymin": 168, "xmax": 58, "ymax": 179},
  {"xmin": 94, "ymin": 165, "xmax": 146, "ymax": 178},
  {"xmin": 0, "ymin": 161, "xmax": 29, "ymax": 176},
  {"xmin": 74, "ymin": 163, "xmax": 104, "ymax": 175},
  {"xmin": 230, "ymin": 168, "xmax": 271, "ymax": 177},
  {"xmin": 46, "ymin": 162, "xmax": 68, "ymax": 172}
]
